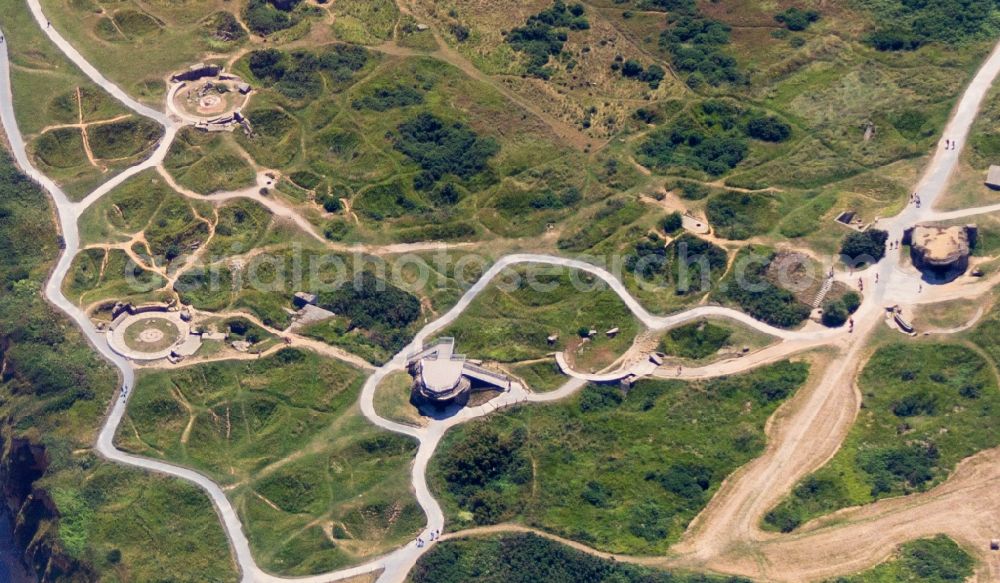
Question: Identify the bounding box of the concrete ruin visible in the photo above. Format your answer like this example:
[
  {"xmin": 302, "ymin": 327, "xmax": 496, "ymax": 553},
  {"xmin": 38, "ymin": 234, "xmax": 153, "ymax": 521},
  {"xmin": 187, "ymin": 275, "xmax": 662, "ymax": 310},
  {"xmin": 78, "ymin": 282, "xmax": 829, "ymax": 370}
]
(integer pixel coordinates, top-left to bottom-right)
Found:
[
  {"xmin": 986, "ymin": 165, "xmax": 1000, "ymax": 190},
  {"xmin": 170, "ymin": 63, "xmax": 222, "ymax": 83},
  {"xmin": 406, "ymin": 338, "xmax": 515, "ymax": 405},
  {"xmin": 903, "ymin": 223, "xmax": 977, "ymax": 274}
]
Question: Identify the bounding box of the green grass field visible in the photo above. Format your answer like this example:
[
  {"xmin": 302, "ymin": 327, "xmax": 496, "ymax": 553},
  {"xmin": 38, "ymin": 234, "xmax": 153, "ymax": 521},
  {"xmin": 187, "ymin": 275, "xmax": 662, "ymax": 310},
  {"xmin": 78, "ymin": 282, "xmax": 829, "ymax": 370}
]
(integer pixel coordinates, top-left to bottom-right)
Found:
[
  {"xmin": 164, "ymin": 128, "xmax": 257, "ymax": 195},
  {"xmin": 765, "ymin": 342, "xmax": 1000, "ymax": 532},
  {"xmin": 116, "ymin": 348, "xmax": 422, "ymax": 575},
  {"xmin": 657, "ymin": 318, "xmax": 776, "ymax": 363},
  {"xmin": 429, "ymin": 360, "xmax": 810, "ymax": 553},
  {"xmin": 39, "ymin": 0, "xmax": 248, "ymax": 104},
  {"xmin": 436, "ymin": 266, "xmax": 641, "ymax": 372},
  {"xmin": 0, "ymin": 149, "xmax": 237, "ymax": 580},
  {"xmin": 64, "ymin": 248, "xmax": 165, "ymax": 307},
  {"xmin": 833, "ymin": 535, "xmax": 975, "ymax": 583},
  {"xmin": 373, "ymin": 370, "xmax": 426, "ymax": 427},
  {"xmin": 411, "ymin": 532, "xmax": 751, "ymax": 583}
]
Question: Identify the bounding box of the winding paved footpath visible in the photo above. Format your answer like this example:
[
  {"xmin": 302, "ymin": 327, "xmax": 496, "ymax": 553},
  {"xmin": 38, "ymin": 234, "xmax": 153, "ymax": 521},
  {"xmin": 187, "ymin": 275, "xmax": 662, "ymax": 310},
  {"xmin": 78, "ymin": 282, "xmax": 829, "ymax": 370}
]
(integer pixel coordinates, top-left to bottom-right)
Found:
[{"xmin": 5, "ymin": 6, "xmax": 1000, "ymax": 582}]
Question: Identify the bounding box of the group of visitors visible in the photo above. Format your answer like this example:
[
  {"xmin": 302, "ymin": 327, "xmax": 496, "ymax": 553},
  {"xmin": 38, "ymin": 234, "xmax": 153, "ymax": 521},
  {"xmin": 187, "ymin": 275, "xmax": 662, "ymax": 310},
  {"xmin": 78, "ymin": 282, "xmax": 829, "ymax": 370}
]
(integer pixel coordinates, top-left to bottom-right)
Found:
[{"xmin": 416, "ymin": 530, "xmax": 442, "ymax": 548}]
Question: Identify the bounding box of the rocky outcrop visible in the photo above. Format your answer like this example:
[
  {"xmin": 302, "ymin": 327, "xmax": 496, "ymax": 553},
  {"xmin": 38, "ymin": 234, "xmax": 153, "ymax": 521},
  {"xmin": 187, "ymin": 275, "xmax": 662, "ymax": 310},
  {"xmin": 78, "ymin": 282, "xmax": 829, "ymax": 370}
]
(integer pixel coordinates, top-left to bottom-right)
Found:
[{"xmin": 0, "ymin": 435, "xmax": 95, "ymax": 583}]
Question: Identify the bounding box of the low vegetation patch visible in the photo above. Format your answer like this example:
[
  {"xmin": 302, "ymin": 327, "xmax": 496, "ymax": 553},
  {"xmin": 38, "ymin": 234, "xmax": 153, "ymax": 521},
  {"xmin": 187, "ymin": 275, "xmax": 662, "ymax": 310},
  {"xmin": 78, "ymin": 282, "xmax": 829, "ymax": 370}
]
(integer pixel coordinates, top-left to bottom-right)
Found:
[
  {"xmin": 625, "ymin": 233, "xmax": 727, "ymax": 296},
  {"xmin": 637, "ymin": 99, "xmax": 791, "ymax": 177},
  {"xmin": 164, "ymin": 128, "xmax": 256, "ymax": 195},
  {"xmin": 412, "ymin": 532, "xmax": 752, "ymax": 583},
  {"xmin": 431, "ymin": 361, "xmax": 810, "ymax": 552},
  {"xmin": 507, "ymin": 1, "xmax": 589, "ymax": 79},
  {"xmin": 437, "ymin": 267, "xmax": 639, "ymax": 371},
  {"xmin": 659, "ymin": 320, "xmax": 732, "ymax": 360},
  {"xmin": 119, "ymin": 348, "xmax": 421, "ymax": 575},
  {"xmin": 714, "ymin": 247, "xmax": 811, "ymax": 328},
  {"xmin": 765, "ymin": 343, "xmax": 1000, "ymax": 533},
  {"xmin": 831, "ymin": 535, "xmax": 975, "ymax": 583}
]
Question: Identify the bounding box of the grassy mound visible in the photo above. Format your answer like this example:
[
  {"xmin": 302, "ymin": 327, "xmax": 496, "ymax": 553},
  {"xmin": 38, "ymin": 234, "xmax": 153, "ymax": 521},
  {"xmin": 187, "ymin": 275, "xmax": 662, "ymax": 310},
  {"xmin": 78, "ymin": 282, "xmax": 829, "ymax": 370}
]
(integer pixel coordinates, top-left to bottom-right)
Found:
[
  {"xmin": 78, "ymin": 170, "xmax": 175, "ymax": 244},
  {"xmin": 143, "ymin": 195, "xmax": 211, "ymax": 264},
  {"xmin": 87, "ymin": 117, "xmax": 162, "ymax": 160},
  {"xmin": 64, "ymin": 248, "xmax": 164, "ymax": 306},
  {"xmin": 33, "ymin": 128, "xmax": 88, "ymax": 169},
  {"xmin": 164, "ymin": 128, "xmax": 256, "ymax": 195},
  {"xmin": 705, "ymin": 190, "xmax": 782, "ymax": 240},
  {"xmin": 118, "ymin": 348, "xmax": 422, "ymax": 575}
]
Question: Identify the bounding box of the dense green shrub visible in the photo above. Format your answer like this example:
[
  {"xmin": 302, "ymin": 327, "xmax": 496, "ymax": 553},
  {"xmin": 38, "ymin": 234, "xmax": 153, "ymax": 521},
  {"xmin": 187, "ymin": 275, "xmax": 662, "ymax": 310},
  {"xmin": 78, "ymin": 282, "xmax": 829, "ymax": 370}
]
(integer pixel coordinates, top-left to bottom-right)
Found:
[
  {"xmin": 842, "ymin": 291, "xmax": 862, "ymax": 313},
  {"xmin": 393, "ymin": 113, "xmax": 499, "ymax": 190},
  {"xmin": 351, "ymin": 83, "xmax": 424, "ymax": 111},
  {"xmin": 247, "ymin": 46, "xmax": 368, "ymax": 98},
  {"xmin": 865, "ymin": 0, "xmax": 998, "ymax": 51},
  {"xmin": 840, "ymin": 229, "xmax": 888, "ymax": 265},
  {"xmin": 437, "ymin": 425, "xmax": 530, "ymax": 524},
  {"xmin": 860, "ymin": 443, "xmax": 939, "ymax": 495},
  {"xmin": 638, "ymin": 117, "xmax": 748, "ymax": 176},
  {"xmin": 248, "ymin": 49, "xmax": 287, "ymax": 82},
  {"xmin": 821, "ymin": 299, "xmax": 848, "ymax": 327},
  {"xmin": 507, "ymin": 1, "xmax": 589, "ymax": 78},
  {"xmin": 715, "ymin": 248, "xmax": 811, "ymax": 328},
  {"xmin": 822, "ymin": 290, "xmax": 862, "ymax": 328},
  {"xmin": 242, "ymin": 0, "xmax": 301, "ymax": 35},
  {"xmin": 661, "ymin": 211, "xmax": 683, "ymax": 234},
  {"xmin": 579, "ymin": 385, "xmax": 624, "ymax": 412},
  {"xmin": 660, "ymin": 13, "xmax": 742, "ymax": 87},
  {"xmin": 412, "ymin": 532, "xmax": 753, "ymax": 583},
  {"xmin": 659, "ymin": 320, "xmax": 732, "ymax": 359},
  {"xmin": 746, "ymin": 115, "xmax": 792, "ymax": 142},
  {"xmin": 316, "ymin": 271, "xmax": 421, "ymax": 353},
  {"xmin": 614, "ymin": 60, "xmax": 666, "ymax": 88},
  {"xmin": 638, "ymin": 100, "xmax": 789, "ymax": 177},
  {"xmin": 775, "ymin": 7, "xmax": 820, "ymax": 31},
  {"xmin": 645, "ymin": 462, "xmax": 712, "ymax": 500},
  {"xmin": 626, "ymin": 233, "xmax": 727, "ymax": 294}
]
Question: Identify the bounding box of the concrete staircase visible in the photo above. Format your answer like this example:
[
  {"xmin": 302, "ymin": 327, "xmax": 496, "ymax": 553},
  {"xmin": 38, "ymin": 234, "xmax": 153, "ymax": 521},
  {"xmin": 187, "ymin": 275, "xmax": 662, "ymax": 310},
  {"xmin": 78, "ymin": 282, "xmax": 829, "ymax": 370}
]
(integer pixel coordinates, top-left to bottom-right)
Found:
[{"xmin": 812, "ymin": 276, "xmax": 835, "ymax": 308}]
